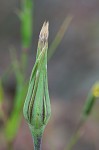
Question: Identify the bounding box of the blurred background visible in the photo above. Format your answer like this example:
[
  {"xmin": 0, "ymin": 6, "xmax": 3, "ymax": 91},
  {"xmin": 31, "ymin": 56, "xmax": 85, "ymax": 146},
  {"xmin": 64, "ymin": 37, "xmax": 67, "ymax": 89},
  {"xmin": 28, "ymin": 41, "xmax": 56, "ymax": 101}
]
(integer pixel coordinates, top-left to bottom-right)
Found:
[{"xmin": 0, "ymin": 0, "xmax": 99, "ymax": 150}]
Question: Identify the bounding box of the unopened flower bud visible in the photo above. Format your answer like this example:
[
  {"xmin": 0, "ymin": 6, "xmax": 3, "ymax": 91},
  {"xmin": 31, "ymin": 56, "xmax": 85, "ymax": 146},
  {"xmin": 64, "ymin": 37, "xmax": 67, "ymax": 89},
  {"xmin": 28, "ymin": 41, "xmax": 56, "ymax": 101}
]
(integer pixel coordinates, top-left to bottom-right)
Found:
[
  {"xmin": 82, "ymin": 82, "xmax": 99, "ymax": 120},
  {"xmin": 23, "ymin": 22, "xmax": 51, "ymax": 136}
]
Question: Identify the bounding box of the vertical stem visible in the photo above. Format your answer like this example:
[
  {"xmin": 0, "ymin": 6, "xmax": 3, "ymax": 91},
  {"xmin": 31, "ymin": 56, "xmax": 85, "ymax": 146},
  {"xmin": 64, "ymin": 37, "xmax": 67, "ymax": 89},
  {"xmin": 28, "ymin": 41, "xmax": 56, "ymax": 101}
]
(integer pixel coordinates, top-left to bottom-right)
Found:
[
  {"xmin": 65, "ymin": 120, "xmax": 84, "ymax": 150},
  {"xmin": 66, "ymin": 130, "xmax": 80, "ymax": 150},
  {"xmin": 33, "ymin": 135, "xmax": 42, "ymax": 150},
  {"xmin": 8, "ymin": 141, "xmax": 13, "ymax": 150}
]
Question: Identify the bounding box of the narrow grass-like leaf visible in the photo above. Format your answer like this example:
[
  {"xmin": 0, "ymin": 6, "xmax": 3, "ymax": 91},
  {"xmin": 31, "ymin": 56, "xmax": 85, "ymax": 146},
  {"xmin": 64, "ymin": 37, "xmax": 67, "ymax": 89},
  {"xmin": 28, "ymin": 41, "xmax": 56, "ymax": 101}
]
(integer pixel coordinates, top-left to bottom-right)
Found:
[{"xmin": 48, "ymin": 15, "xmax": 73, "ymax": 60}]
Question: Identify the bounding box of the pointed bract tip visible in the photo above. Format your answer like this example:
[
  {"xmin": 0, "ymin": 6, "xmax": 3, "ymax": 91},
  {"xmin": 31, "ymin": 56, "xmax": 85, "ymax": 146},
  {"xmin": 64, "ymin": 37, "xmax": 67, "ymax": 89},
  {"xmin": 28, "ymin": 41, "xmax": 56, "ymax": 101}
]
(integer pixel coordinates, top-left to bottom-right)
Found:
[{"xmin": 39, "ymin": 21, "xmax": 49, "ymax": 43}]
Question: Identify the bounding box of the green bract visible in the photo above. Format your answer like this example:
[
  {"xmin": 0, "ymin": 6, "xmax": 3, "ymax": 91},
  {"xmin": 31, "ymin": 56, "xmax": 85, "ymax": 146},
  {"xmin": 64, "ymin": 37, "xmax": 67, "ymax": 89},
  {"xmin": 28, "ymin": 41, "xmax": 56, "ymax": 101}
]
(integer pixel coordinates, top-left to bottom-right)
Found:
[{"xmin": 23, "ymin": 22, "xmax": 51, "ymax": 135}]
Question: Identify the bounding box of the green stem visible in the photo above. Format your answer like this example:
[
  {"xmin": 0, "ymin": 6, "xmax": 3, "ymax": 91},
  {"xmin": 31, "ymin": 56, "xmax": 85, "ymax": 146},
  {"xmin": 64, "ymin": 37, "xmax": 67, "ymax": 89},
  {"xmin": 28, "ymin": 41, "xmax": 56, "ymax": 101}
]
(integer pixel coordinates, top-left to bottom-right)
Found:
[
  {"xmin": 5, "ymin": 83, "xmax": 27, "ymax": 142},
  {"xmin": 48, "ymin": 15, "xmax": 73, "ymax": 60},
  {"xmin": 33, "ymin": 135, "xmax": 42, "ymax": 150},
  {"xmin": 66, "ymin": 120, "xmax": 85, "ymax": 150},
  {"xmin": 8, "ymin": 141, "xmax": 13, "ymax": 150},
  {"xmin": 66, "ymin": 130, "xmax": 80, "ymax": 150}
]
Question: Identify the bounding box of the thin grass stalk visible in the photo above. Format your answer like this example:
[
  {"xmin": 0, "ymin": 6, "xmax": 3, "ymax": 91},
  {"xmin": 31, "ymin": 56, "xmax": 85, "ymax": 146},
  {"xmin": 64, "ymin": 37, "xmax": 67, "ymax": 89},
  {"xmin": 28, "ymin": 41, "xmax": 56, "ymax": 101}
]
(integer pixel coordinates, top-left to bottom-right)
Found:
[{"xmin": 48, "ymin": 15, "xmax": 73, "ymax": 60}]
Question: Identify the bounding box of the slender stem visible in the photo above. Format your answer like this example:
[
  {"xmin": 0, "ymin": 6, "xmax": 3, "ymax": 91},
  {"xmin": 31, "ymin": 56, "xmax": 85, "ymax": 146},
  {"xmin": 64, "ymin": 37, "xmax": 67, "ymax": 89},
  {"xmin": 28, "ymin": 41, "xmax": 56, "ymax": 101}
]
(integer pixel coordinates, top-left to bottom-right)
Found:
[
  {"xmin": 8, "ymin": 141, "xmax": 13, "ymax": 150},
  {"xmin": 33, "ymin": 135, "xmax": 42, "ymax": 150},
  {"xmin": 48, "ymin": 15, "xmax": 73, "ymax": 60},
  {"xmin": 66, "ymin": 130, "xmax": 80, "ymax": 150},
  {"xmin": 65, "ymin": 120, "xmax": 84, "ymax": 150}
]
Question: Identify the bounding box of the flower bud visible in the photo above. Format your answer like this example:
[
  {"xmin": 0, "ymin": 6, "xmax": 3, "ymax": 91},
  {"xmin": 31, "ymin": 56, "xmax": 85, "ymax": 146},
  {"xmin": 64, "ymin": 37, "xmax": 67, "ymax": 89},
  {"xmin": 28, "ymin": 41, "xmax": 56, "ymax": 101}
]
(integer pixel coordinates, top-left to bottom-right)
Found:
[
  {"xmin": 82, "ymin": 82, "xmax": 99, "ymax": 120},
  {"xmin": 23, "ymin": 22, "xmax": 51, "ymax": 135}
]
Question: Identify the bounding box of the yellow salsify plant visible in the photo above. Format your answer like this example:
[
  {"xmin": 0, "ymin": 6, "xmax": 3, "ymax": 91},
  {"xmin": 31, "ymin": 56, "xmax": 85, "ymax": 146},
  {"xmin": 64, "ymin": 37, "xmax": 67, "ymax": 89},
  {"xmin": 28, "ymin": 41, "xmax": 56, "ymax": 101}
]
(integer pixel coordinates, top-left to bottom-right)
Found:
[
  {"xmin": 23, "ymin": 22, "xmax": 51, "ymax": 150},
  {"xmin": 2, "ymin": 14, "xmax": 72, "ymax": 149},
  {"xmin": 0, "ymin": 0, "xmax": 72, "ymax": 147}
]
